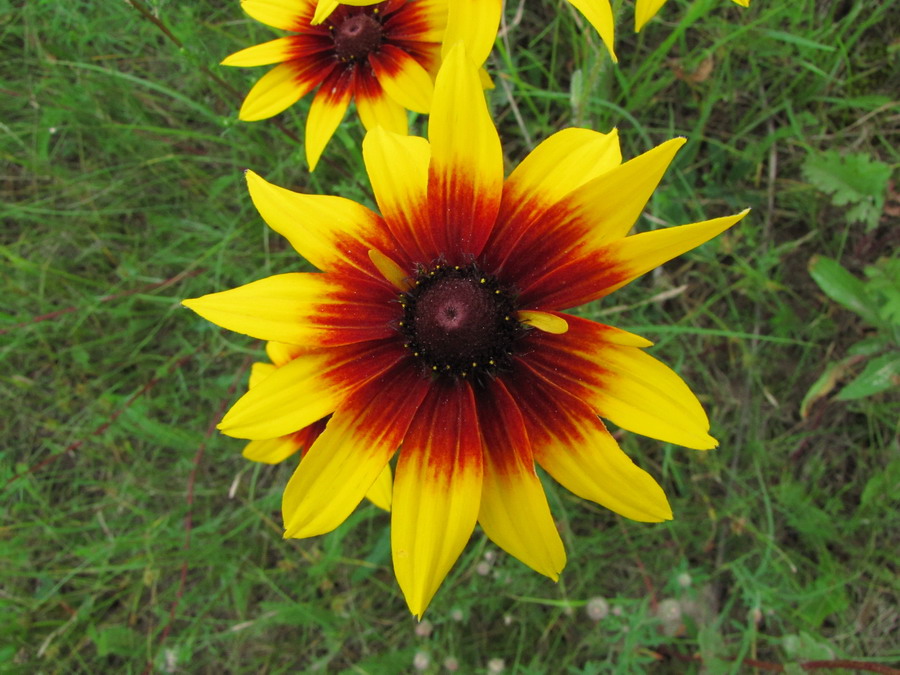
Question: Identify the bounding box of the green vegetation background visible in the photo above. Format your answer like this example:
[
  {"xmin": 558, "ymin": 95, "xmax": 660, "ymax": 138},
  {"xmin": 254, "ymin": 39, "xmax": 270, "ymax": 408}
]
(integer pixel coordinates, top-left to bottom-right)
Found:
[{"xmin": 2, "ymin": 0, "xmax": 898, "ymax": 672}]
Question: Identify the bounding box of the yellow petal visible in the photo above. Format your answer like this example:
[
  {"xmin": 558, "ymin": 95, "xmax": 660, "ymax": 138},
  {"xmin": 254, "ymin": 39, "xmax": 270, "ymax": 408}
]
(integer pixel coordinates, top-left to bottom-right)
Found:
[
  {"xmin": 265, "ymin": 341, "xmax": 306, "ymax": 367},
  {"xmin": 392, "ymin": 384, "xmax": 483, "ymax": 618},
  {"xmin": 182, "ymin": 273, "xmax": 394, "ymax": 347},
  {"xmin": 634, "ymin": 0, "xmax": 668, "ymax": 31},
  {"xmin": 362, "ymin": 127, "xmax": 433, "ymax": 262},
  {"xmin": 573, "ymin": 137, "xmax": 686, "ymax": 244},
  {"xmin": 595, "ymin": 209, "xmax": 750, "ymax": 299},
  {"xmin": 441, "ymin": 0, "xmax": 501, "ymax": 66},
  {"xmin": 427, "ymin": 42, "xmax": 502, "ymax": 259},
  {"xmin": 282, "ymin": 365, "xmax": 430, "ymax": 537},
  {"xmin": 355, "ymin": 83, "xmax": 408, "ymax": 135},
  {"xmin": 218, "ymin": 350, "xmax": 347, "ymax": 439},
  {"xmin": 476, "ymin": 381, "xmax": 566, "ymax": 579},
  {"xmin": 368, "ymin": 248, "xmax": 412, "ymax": 291},
  {"xmin": 518, "ymin": 310, "xmax": 568, "ymax": 334},
  {"xmin": 221, "ymin": 37, "xmax": 296, "ymax": 67},
  {"xmin": 238, "ymin": 63, "xmax": 307, "ymax": 121},
  {"xmin": 525, "ymin": 316, "xmax": 718, "ymax": 450},
  {"xmin": 305, "ymin": 74, "xmax": 353, "ymax": 170},
  {"xmin": 248, "ymin": 361, "xmax": 276, "ymax": 389},
  {"xmin": 365, "ymin": 464, "xmax": 393, "ymax": 512},
  {"xmin": 510, "ymin": 372, "xmax": 673, "ymax": 522},
  {"xmin": 242, "ymin": 0, "xmax": 310, "ymax": 30},
  {"xmin": 370, "ymin": 45, "xmax": 434, "ymax": 114},
  {"xmin": 242, "ymin": 436, "xmax": 301, "ymax": 464},
  {"xmin": 245, "ymin": 170, "xmax": 391, "ymax": 274},
  {"xmin": 566, "ymin": 0, "xmax": 617, "ymax": 62}
]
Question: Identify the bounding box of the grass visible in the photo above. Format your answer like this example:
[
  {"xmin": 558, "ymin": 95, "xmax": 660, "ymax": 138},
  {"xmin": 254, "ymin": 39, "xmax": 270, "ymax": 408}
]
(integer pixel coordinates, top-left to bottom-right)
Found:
[{"xmin": 2, "ymin": 0, "xmax": 898, "ymax": 672}]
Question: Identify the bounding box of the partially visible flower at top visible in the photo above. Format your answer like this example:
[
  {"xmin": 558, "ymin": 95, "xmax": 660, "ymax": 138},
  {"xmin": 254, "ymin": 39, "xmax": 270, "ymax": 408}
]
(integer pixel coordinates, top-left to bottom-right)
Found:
[
  {"xmin": 184, "ymin": 44, "xmax": 748, "ymax": 617},
  {"xmin": 634, "ymin": 0, "xmax": 749, "ymax": 33},
  {"xmin": 241, "ymin": 340, "xmax": 393, "ymax": 511},
  {"xmin": 439, "ymin": 0, "xmax": 749, "ymax": 64},
  {"xmin": 222, "ymin": 0, "xmax": 447, "ymax": 170}
]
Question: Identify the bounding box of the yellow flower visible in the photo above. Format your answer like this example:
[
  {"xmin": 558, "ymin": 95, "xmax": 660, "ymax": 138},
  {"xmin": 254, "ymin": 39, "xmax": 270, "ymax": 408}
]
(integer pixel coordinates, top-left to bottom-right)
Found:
[
  {"xmin": 222, "ymin": 0, "xmax": 447, "ymax": 170},
  {"xmin": 184, "ymin": 44, "xmax": 748, "ymax": 617}
]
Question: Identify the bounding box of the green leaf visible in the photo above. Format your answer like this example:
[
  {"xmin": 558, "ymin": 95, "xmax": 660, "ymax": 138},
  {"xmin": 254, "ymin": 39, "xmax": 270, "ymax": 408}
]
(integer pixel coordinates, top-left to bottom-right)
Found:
[
  {"xmin": 808, "ymin": 256, "xmax": 880, "ymax": 325},
  {"xmin": 836, "ymin": 351, "xmax": 900, "ymax": 400},
  {"xmin": 802, "ymin": 150, "xmax": 891, "ymax": 230},
  {"xmin": 800, "ymin": 357, "xmax": 857, "ymax": 418},
  {"xmin": 89, "ymin": 625, "xmax": 140, "ymax": 658}
]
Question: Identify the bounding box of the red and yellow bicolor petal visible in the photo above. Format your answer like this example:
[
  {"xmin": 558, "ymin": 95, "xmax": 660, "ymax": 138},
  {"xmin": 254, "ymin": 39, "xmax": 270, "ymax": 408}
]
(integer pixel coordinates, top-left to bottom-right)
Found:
[
  {"xmin": 506, "ymin": 367, "xmax": 672, "ymax": 522},
  {"xmin": 441, "ymin": 0, "xmax": 501, "ymax": 66},
  {"xmin": 221, "ymin": 37, "xmax": 298, "ymax": 67},
  {"xmin": 525, "ymin": 314, "xmax": 718, "ymax": 450},
  {"xmin": 243, "ymin": 0, "xmax": 313, "ymax": 31},
  {"xmin": 370, "ymin": 43, "xmax": 435, "ymax": 114},
  {"xmin": 182, "ymin": 273, "xmax": 396, "ymax": 347},
  {"xmin": 217, "ymin": 339, "xmax": 405, "ymax": 439},
  {"xmin": 566, "ymin": 0, "xmax": 617, "ymax": 62},
  {"xmin": 282, "ymin": 361, "xmax": 430, "ymax": 537},
  {"xmin": 476, "ymin": 380, "xmax": 566, "ymax": 580},
  {"xmin": 306, "ymin": 67, "xmax": 355, "ymax": 170},
  {"xmin": 392, "ymin": 381, "xmax": 483, "ymax": 618},
  {"xmin": 519, "ymin": 209, "xmax": 749, "ymax": 309},
  {"xmin": 495, "ymin": 137, "xmax": 684, "ymax": 293},
  {"xmin": 237, "ymin": 58, "xmax": 333, "ymax": 121},
  {"xmin": 426, "ymin": 43, "xmax": 503, "ymax": 262},
  {"xmin": 363, "ymin": 128, "xmax": 432, "ymax": 265},
  {"xmin": 354, "ymin": 70, "xmax": 409, "ymax": 136},
  {"xmin": 245, "ymin": 170, "xmax": 393, "ymax": 277},
  {"xmin": 485, "ymin": 127, "xmax": 622, "ymax": 274}
]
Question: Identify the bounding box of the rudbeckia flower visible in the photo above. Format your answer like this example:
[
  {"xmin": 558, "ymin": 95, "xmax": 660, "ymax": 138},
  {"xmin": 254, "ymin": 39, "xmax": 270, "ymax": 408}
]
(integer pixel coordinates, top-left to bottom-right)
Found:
[
  {"xmin": 184, "ymin": 44, "xmax": 748, "ymax": 617},
  {"xmin": 241, "ymin": 341, "xmax": 393, "ymax": 511},
  {"xmin": 222, "ymin": 0, "xmax": 447, "ymax": 170}
]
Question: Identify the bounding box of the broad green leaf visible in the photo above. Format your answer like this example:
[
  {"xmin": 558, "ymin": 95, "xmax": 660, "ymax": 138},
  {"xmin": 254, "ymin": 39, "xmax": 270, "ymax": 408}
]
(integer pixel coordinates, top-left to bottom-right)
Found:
[
  {"xmin": 836, "ymin": 351, "xmax": 900, "ymax": 400},
  {"xmin": 808, "ymin": 256, "xmax": 880, "ymax": 325}
]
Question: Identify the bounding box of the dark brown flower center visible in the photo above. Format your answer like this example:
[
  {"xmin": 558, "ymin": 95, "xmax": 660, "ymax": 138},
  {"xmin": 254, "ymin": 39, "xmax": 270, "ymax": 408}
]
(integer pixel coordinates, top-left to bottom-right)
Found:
[
  {"xmin": 399, "ymin": 263, "xmax": 525, "ymax": 380},
  {"xmin": 333, "ymin": 12, "xmax": 383, "ymax": 61}
]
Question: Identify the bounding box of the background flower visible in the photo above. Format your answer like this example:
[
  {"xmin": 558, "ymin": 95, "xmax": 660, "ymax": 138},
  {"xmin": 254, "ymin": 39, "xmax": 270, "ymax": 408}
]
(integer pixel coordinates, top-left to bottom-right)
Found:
[
  {"xmin": 222, "ymin": 0, "xmax": 446, "ymax": 169},
  {"xmin": 184, "ymin": 45, "xmax": 747, "ymax": 616}
]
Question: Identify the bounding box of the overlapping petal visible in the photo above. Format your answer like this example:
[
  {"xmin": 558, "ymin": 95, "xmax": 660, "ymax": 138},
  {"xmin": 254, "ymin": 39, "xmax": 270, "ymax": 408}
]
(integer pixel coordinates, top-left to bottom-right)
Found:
[
  {"xmin": 506, "ymin": 366, "xmax": 672, "ymax": 522},
  {"xmin": 476, "ymin": 380, "xmax": 566, "ymax": 580},
  {"xmin": 426, "ymin": 43, "xmax": 503, "ymax": 262},
  {"xmin": 243, "ymin": 0, "xmax": 313, "ymax": 30},
  {"xmin": 496, "ymin": 137, "xmax": 685, "ymax": 293},
  {"xmin": 283, "ymin": 361, "xmax": 429, "ymax": 538},
  {"xmin": 524, "ymin": 315, "xmax": 717, "ymax": 450},
  {"xmin": 441, "ymin": 0, "xmax": 501, "ymax": 65},
  {"xmin": 485, "ymin": 127, "xmax": 622, "ymax": 273},
  {"xmin": 237, "ymin": 61, "xmax": 328, "ymax": 121},
  {"xmin": 392, "ymin": 381, "xmax": 483, "ymax": 618},
  {"xmin": 246, "ymin": 170, "xmax": 392, "ymax": 277},
  {"xmin": 217, "ymin": 340, "xmax": 405, "ymax": 439},
  {"xmin": 362, "ymin": 128, "xmax": 432, "ymax": 264},
  {"xmin": 519, "ymin": 209, "xmax": 749, "ymax": 308},
  {"xmin": 370, "ymin": 44, "xmax": 435, "ymax": 113}
]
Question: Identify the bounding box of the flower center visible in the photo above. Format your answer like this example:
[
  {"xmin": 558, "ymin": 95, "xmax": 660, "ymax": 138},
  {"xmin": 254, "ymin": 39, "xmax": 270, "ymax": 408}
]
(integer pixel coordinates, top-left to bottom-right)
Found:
[
  {"xmin": 399, "ymin": 264, "xmax": 525, "ymax": 380},
  {"xmin": 333, "ymin": 11, "xmax": 383, "ymax": 61}
]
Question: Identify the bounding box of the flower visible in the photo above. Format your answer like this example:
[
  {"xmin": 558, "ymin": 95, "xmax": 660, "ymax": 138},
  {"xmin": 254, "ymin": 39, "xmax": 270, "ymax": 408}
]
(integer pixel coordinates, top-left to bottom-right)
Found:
[
  {"xmin": 439, "ymin": 0, "xmax": 749, "ymax": 64},
  {"xmin": 184, "ymin": 44, "xmax": 748, "ymax": 617},
  {"xmin": 222, "ymin": 0, "xmax": 447, "ymax": 169},
  {"xmin": 241, "ymin": 341, "xmax": 393, "ymax": 511}
]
